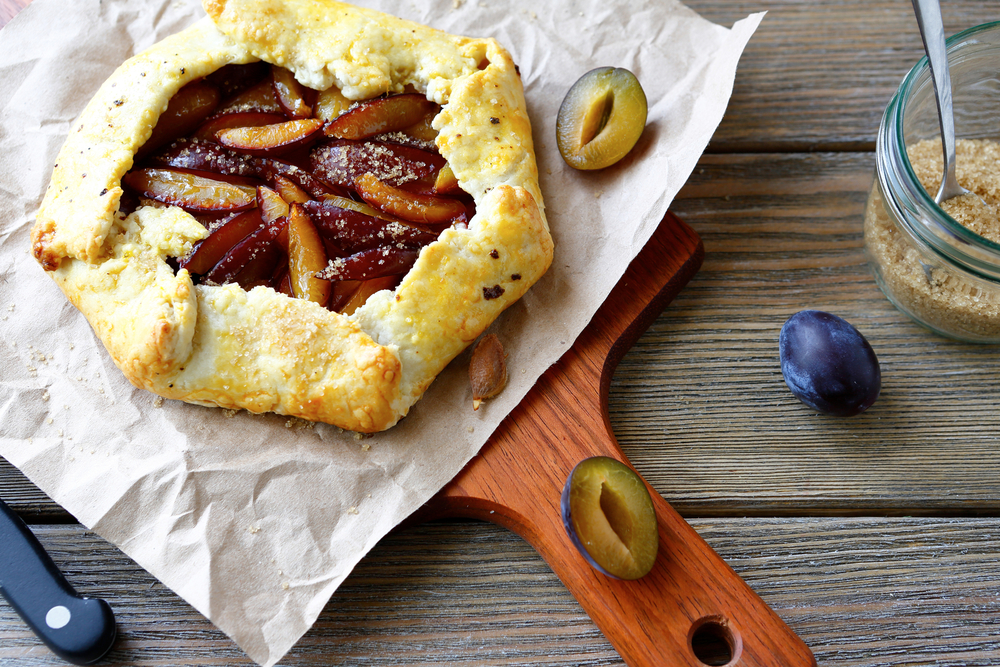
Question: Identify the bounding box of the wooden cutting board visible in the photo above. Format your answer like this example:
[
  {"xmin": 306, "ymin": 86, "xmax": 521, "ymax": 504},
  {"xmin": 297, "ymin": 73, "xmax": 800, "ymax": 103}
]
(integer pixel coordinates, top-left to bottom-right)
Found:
[{"xmin": 414, "ymin": 212, "xmax": 817, "ymax": 667}]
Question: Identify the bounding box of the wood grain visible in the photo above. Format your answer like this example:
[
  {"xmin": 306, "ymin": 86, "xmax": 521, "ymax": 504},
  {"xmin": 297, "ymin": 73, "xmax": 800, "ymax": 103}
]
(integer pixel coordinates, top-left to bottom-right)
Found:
[
  {"xmin": 685, "ymin": 0, "xmax": 994, "ymax": 152},
  {"xmin": 1, "ymin": 519, "xmax": 997, "ymax": 666}
]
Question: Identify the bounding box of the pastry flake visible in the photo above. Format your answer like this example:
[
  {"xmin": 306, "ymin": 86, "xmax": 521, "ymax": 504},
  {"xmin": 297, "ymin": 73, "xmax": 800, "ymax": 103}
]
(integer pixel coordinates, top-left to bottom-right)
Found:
[{"xmin": 31, "ymin": 0, "xmax": 552, "ymax": 433}]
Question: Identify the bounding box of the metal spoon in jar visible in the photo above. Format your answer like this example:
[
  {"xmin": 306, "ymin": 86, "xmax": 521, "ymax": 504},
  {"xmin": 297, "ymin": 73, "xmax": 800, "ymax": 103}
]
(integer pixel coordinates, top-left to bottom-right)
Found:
[{"xmin": 910, "ymin": 0, "xmax": 980, "ymax": 205}]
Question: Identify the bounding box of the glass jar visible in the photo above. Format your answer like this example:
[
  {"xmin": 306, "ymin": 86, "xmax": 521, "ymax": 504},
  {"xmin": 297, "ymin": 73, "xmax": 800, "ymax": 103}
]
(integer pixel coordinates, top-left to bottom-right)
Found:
[{"xmin": 864, "ymin": 21, "xmax": 1000, "ymax": 343}]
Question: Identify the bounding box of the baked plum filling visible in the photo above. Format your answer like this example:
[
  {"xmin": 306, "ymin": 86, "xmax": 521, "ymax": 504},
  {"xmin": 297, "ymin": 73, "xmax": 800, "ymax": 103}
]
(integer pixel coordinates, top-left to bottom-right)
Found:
[{"xmin": 123, "ymin": 62, "xmax": 473, "ymax": 314}]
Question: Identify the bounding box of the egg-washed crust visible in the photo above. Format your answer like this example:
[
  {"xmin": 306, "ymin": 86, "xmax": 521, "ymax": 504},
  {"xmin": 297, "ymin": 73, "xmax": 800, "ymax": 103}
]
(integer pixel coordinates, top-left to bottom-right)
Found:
[{"xmin": 31, "ymin": 0, "xmax": 553, "ymax": 433}]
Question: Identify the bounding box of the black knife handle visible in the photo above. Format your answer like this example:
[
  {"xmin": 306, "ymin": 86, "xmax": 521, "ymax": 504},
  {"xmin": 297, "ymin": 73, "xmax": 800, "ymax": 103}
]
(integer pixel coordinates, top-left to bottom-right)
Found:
[{"xmin": 0, "ymin": 499, "xmax": 116, "ymax": 665}]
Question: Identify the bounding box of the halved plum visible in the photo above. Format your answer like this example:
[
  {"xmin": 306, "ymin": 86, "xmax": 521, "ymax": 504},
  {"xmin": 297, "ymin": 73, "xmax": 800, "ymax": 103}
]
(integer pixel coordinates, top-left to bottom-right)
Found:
[
  {"xmin": 561, "ymin": 456, "xmax": 658, "ymax": 580},
  {"xmin": 324, "ymin": 93, "xmax": 439, "ymax": 140},
  {"xmin": 556, "ymin": 67, "xmax": 647, "ymax": 170}
]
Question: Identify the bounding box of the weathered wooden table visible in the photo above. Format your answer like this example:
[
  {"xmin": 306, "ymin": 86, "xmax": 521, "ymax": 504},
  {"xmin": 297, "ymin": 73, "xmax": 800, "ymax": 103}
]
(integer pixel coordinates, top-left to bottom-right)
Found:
[{"xmin": 3, "ymin": 0, "xmax": 999, "ymax": 665}]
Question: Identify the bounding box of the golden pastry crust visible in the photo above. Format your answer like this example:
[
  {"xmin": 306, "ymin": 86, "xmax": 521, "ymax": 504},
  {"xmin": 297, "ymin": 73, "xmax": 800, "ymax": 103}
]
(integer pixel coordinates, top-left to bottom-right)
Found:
[{"xmin": 32, "ymin": 0, "xmax": 552, "ymax": 432}]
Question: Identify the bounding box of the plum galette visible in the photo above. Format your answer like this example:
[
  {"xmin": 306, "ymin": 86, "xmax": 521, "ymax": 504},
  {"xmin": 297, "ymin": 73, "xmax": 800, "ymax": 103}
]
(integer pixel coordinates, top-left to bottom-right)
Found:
[{"xmin": 32, "ymin": 0, "xmax": 552, "ymax": 432}]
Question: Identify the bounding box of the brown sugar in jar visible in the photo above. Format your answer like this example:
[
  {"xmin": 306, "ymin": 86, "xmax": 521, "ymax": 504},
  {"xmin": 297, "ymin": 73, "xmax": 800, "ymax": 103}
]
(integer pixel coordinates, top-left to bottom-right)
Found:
[
  {"xmin": 864, "ymin": 21, "xmax": 1000, "ymax": 343},
  {"xmin": 865, "ymin": 139, "xmax": 1000, "ymax": 341}
]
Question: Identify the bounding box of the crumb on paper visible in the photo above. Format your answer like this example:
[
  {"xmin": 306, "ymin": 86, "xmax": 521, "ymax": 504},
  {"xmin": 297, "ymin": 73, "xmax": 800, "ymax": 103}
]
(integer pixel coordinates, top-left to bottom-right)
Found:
[
  {"xmin": 467, "ymin": 426, "xmax": 475, "ymax": 433},
  {"xmin": 361, "ymin": 442, "xmax": 370, "ymax": 451},
  {"xmin": 46, "ymin": 418, "xmax": 53, "ymax": 425},
  {"xmin": 153, "ymin": 396, "xmax": 164, "ymax": 408},
  {"xmin": 281, "ymin": 582, "xmax": 289, "ymax": 590},
  {"xmin": 284, "ymin": 417, "xmax": 314, "ymax": 431},
  {"xmin": 41, "ymin": 390, "xmax": 50, "ymax": 401},
  {"xmin": 347, "ymin": 506, "xmax": 359, "ymax": 515},
  {"xmin": 223, "ymin": 409, "xmax": 239, "ymax": 418},
  {"xmin": 452, "ymin": 0, "xmax": 463, "ymax": 7},
  {"xmin": 248, "ymin": 525, "xmax": 260, "ymax": 534}
]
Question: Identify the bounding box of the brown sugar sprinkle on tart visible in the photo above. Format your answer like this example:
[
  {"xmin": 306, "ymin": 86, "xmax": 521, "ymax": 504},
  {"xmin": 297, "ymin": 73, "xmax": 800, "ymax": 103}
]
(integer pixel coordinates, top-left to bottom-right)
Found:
[{"xmin": 126, "ymin": 62, "xmax": 474, "ymax": 314}]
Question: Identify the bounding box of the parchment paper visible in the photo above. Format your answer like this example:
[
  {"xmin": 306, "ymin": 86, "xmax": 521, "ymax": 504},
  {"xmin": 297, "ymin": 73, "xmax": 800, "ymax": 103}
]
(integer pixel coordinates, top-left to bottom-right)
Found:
[{"xmin": 0, "ymin": 1, "xmax": 762, "ymax": 664}]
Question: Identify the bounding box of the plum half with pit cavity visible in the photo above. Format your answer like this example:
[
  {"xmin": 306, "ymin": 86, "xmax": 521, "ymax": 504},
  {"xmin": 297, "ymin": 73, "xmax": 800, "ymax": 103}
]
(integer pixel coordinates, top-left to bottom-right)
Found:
[
  {"xmin": 561, "ymin": 456, "xmax": 658, "ymax": 580},
  {"xmin": 556, "ymin": 67, "xmax": 647, "ymax": 170}
]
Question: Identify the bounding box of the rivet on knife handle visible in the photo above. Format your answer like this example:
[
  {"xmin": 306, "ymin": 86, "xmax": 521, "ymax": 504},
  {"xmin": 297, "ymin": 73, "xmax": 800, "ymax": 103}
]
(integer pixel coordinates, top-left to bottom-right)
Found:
[{"xmin": 0, "ymin": 499, "xmax": 116, "ymax": 665}]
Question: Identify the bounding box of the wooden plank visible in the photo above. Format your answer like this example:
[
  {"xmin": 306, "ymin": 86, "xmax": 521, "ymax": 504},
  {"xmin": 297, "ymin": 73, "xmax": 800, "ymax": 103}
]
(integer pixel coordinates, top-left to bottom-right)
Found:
[
  {"xmin": 685, "ymin": 0, "xmax": 995, "ymax": 152},
  {"xmin": 0, "ymin": 519, "xmax": 997, "ymax": 666},
  {"xmin": 618, "ymin": 151, "xmax": 1000, "ymax": 516}
]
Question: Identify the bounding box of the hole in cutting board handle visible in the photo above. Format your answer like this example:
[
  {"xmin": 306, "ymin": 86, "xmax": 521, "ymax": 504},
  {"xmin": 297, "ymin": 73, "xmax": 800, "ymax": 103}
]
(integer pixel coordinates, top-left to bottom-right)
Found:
[{"xmin": 690, "ymin": 615, "xmax": 742, "ymax": 666}]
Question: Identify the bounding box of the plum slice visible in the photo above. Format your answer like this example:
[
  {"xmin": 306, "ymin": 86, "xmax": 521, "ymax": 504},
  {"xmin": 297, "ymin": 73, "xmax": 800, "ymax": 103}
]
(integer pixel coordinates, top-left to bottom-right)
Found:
[
  {"xmin": 257, "ymin": 185, "xmax": 289, "ymax": 223},
  {"xmin": 354, "ymin": 172, "xmax": 466, "ymax": 224},
  {"xmin": 316, "ymin": 246, "xmax": 419, "ymax": 281},
  {"xmin": 271, "ymin": 65, "xmax": 312, "ymax": 119},
  {"xmin": 274, "ymin": 175, "xmax": 310, "ymax": 204},
  {"xmin": 556, "ymin": 67, "xmax": 647, "ymax": 170},
  {"xmin": 314, "ymin": 86, "xmax": 352, "ymax": 121},
  {"xmin": 179, "ymin": 208, "xmax": 264, "ymax": 276},
  {"xmin": 333, "ymin": 275, "xmax": 399, "ymax": 315},
  {"xmin": 287, "ymin": 204, "xmax": 331, "ymax": 304},
  {"xmin": 324, "ymin": 93, "xmax": 439, "ymax": 140},
  {"xmin": 215, "ymin": 79, "xmax": 283, "ymax": 116},
  {"xmin": 217, "ymin": 118, "xmax": 324, "ymax": 156},
  {"xmin": 310, "ymin": 139, "xmax": 444, "ymax": 188},
  {"xmin": 560, "ymin": 456, "xmax": 658, "ymax": 580},
  {"xmin": 139, "ymin": 81, "xmax": 220, "ymax": 158},
  {"xmin": 122, "ymin": 168, "xmax": 257, "ymax": 212},
  {"xmin": 149, "ymin": 139, "xmax": 336, "ymax": 198},
  {"xmin": 192, "ymin": 111, "xmax": 288, "ymax": 142},
  {"xmin": 303, "ymin": 198, "xmax": 437, "ymax": 253},
  {"xmin": 204, "ymin": 216, "xmax": 287, "ymax": 287}
]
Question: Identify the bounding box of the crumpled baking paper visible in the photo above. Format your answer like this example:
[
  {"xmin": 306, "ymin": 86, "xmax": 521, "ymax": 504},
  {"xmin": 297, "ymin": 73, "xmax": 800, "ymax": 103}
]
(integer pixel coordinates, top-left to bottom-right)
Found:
[{"xmin": 0, "ymin": 0, "xmax": 762, "ymax": 664}]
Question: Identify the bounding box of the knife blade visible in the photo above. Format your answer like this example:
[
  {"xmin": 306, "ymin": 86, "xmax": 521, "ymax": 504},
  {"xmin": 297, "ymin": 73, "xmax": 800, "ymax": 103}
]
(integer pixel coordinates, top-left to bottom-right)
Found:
[{"xmin": 0, "ymin": 498, "xmax": 116, "ymax": 665}]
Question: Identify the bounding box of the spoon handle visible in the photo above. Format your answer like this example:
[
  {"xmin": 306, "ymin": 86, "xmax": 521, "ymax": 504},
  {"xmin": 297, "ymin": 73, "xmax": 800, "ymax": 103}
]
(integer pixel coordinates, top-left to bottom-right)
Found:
[{"xmin": 911, "ymin": 0, "xmax": 963, "ymax": 203}]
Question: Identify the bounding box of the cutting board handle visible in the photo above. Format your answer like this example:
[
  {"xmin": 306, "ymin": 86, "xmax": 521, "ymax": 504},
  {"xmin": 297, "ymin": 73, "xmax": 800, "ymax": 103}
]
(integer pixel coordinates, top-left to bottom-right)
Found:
[{"xmin": 419, "ymin": 213, "xmax": 815, "ymax": 667}]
